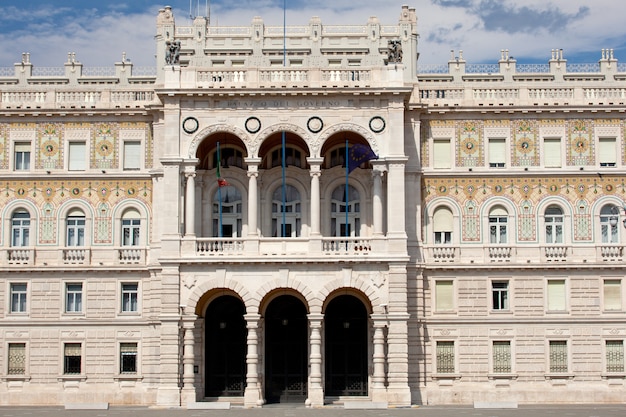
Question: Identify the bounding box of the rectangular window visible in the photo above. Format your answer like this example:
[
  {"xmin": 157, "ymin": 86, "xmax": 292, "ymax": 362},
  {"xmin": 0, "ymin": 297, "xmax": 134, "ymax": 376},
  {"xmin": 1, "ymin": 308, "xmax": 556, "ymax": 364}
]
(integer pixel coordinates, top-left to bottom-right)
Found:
[
  {"xmin": 492, "ymin": 281, "xmax": 509, "ymax": 310},
  {"xmin": 120, "ymin": 343, "xmax": 138, "ymax": 374},
  {"xmin": 606, "ymin": 340, "xmax": 625, "ymax": 373},
  {"xmin": 10, "ymin": 283, "xmax": 27, "ymax": 313},
  {"xmin": 547, "ymin": 280, "xmax": 566, "ymax": 311},
  {"xmin": 435, "ymin": 280, "xmax": 454, "ymax": 312},
  {"xmin": 123, "ymin": 141, "xmax": 141, "ymax": 170},
  {"xmin": 66, "ymin": 216, "xmax": 85, "ymax": 247},
  {"xmin": 488, "ymin": 138, "xmax": 506, "ymax": 168},
  {"xmin": 122, "ymin": 219, "xmax": 141, "ymax": 246},
  {"xmin": 65, "ymin": 283, "xmax": 83, "ymax": 313},
  {"xmin": 434, "ymin": 231, "xmax": 452, "ymax": 244},
  {"xmin": 64, "ymin": 343, "xmax": 82, "ymax": 374},
  {"xmin": 599, "ymin": 138, "xmax": 617, "ymax": 167},
  {"xmin": 492, "ymin": 341, "xmax": 512, "ymax": 373},
  {"xmin": 14, "ymin": 142, "xmax": 31, "ymax": 171},
  {"xmin": 8, "ymin": 343, "xmax": 26, "ymax": 375},
  {"xmin": 433, "ymin": 139, "xmax": 452, "ymax": 169},
  {"xmin": 121, "ymin": 283, "xmax": 138, "ymax": 312},
  {"xmin": 549, "ymin": 340, "xmax": 568, "ymax": 373},
  {"xmin": 68, "ymin": 142, "xmax": 86, "ymax": 171},
  {"xmin": 544, "ymin": 138, "xmax": 562, "ymax": 168},
  {"xmin": 436, "ymin": 341, "xmax": 455, "ymax": 374},
  {"xmin": 604, "ymin": 279, "xmax": 622, "ymax": 311}
]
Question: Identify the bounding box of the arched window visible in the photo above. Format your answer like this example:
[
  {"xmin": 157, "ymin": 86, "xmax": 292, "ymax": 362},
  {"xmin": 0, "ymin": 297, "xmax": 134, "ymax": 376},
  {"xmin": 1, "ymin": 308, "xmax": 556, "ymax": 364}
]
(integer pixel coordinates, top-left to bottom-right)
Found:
[
  {"xmin": 66, "ymin": 208, "xmax": 85, "ymax": 247},
  {"xmin": 268, "ymin": 146, "xmax": 304, "ymax": 168},
  {"xmin": 212, "ymin": 146, "xmax": 245, "ymax": 170},
  {"xmin": 212, "ymin": 186, "xmax": 243, "ymax": 237},
  {"xmin": 489, "ymin": 206, "xmax": 508, "ymax": 244},
  {"xmin": 433, "ymin": 207, "xmax": 453, "ymax": 244},
  {"xmin": 330, "ymin": 184, "xmax": 360, "ymax": 237},
  {"xmin": 545, "ymin": 205, "xmax": 564, "ymax": 244},
  {"xmin": 272, "ymin": 185, "xmax": 301, "ymax": 237},
  {"xmin": 11, "ymin": 211, "xmax": 30, "ymax": 247},
  {"xmin": 121, "ymin": 208, "xmax": 141, "ymax": 246},
  {"xmin": 600, "ymin": 204, "xmax": 619, "ymax": 243},
  {"xmin": 327, "ymin": 145, "xmax": 347, "ymax": 169}
]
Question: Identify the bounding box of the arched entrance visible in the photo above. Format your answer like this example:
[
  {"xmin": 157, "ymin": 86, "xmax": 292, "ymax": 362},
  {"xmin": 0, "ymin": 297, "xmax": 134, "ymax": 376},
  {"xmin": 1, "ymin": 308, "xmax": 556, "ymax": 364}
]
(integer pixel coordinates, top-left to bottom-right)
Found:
[
  {"xmin": 205, "ymin": 295, "xmax": 247, "ymax": 397},
  {"xmin": 264, "ymin": 294, "xmax": 308, "ymax": 403},
  {"xmin": 325, "ymin": 294, "xmax": 369, "ymax": 396}
]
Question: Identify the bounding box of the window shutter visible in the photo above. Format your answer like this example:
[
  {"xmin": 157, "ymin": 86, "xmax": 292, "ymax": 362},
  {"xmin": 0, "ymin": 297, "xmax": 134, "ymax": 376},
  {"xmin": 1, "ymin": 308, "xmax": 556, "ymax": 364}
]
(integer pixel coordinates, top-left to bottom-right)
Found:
[
  {"xmin": 599, "ymin": 138, "xmax": 616, "ymax": 165},
  {"xmin": 544, "ymin": 139, "xmax": 561, "ymax": 167},
  {"xmin": 435, "ymin": 280, "xmax": 454, "ymax": 311},
  {"xmin": 15, "ymin": 143, "xmax": 31, "ymax": 152},
  {"xmin": 124, "ymin": 141, "xmax": 141, "ymax": 170},
  {"xmin": 68, "ymin": 142, "xmax": 86, "ymax": 171},
  {"xmin": 547, "ymin": 280, "xmax": 566, "ymax": 311},
  {"xmin": 604, "ymin": 280, "xmax": 622, "ymax": 311},
  {"xmin": 488, "ymin": 138, "xmax": 506, "ymax": 165},
  {"xmin": 433, "ymin": 139, "xmax": 451, "ymax": 169},
  {"xmin": 433, "ymin": 208, "xmax": 453, "ymax": 232}
]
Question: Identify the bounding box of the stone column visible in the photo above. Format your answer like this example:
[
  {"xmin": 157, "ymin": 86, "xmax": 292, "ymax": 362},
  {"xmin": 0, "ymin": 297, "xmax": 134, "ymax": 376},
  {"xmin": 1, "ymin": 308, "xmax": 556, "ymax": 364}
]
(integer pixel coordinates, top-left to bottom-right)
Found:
[
  {"xmin": 244, "ymin": 313, "xmax": 263, "ymax": 407},
  {"xmin": 184, "ymin": 170, "xmax": 196, "ymax": 237},
  {"xmin": 181, "ymin": 317, "xmax": 197, "ymax": 404},
  {"xmin": 371, "ymin": 316, "xmax": 388, "ymax": 402},
  {"xmin": 371, "ymin": 163, "xmax": 386, "ymax": 236},
  {"xmin": 246, "ymin": 158, "xmax": 261, "ymax": 237},
  {"xmin": 306, "ymin": 313, "xmax": 324, "ymax": 407},
  {"xmin": 308, "ymin": 160, "xmax": 323, "ymax": 236}
]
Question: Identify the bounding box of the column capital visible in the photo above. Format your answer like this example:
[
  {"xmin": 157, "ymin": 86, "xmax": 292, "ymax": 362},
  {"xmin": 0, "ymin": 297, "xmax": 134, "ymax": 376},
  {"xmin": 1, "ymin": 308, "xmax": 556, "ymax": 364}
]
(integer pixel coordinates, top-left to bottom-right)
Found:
[
  {"xmin": 182, "ymin": 158, "xmax": 199, "ymax": 171},
  {"xmin": 247, "ymin": 170, "xmax": 259, "ymax": 179}
]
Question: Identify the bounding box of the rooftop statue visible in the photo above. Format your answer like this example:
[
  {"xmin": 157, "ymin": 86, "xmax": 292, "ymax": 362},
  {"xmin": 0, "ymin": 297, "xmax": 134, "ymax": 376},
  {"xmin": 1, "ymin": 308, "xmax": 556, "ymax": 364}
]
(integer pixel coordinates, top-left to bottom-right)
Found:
[
  {"xmin": 165, "ymin": 40, "xmax": 181, "ymax": 65},
  {"xmin": 387, "ymin": 40, "xmax": 403, "ymax": 64}
]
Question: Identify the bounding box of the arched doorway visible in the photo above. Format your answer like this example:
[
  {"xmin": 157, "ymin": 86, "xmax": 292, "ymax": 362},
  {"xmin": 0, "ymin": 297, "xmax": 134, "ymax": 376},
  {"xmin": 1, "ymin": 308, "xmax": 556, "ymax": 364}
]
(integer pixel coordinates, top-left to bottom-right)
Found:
[
  {"xmin": 325, "ymin": 294, "xmax": 368, "ymax": 396},
  {"xmin": 205, "ymin": 295, "xmax": 247, "ymax": 397},
  {"xmin": 264, "ymin": 295, "xmax": 308, "ymax": 403}
]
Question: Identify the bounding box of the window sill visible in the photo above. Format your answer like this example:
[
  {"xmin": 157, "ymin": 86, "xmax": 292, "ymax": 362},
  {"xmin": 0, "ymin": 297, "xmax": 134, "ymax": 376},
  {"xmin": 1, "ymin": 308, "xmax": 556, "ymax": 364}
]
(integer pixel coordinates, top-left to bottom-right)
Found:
[
  {"xmin": 431, "ymin": 373, "xmax": 461, "ymax": 380},
  {"xmin": 1, "ymin": 375, "xmax": 31, "ymax": 382},
  {"xmin": 601, "ymin": 373, "xmax": 626, "ymax": 379},
  {"xmin": 114, "ymin": 374, "xmax": 143, "ymax": 381},
  {"xmin": 57, "ymin": 375, "xmax": 87, "ymax": 382},
  {"xmin": 544, "ymin": 373, "xmax": 574, "ymax": 380},
  {"xmin": 488, "ymin": 373, "xmax": 518, "ymax": 380}
]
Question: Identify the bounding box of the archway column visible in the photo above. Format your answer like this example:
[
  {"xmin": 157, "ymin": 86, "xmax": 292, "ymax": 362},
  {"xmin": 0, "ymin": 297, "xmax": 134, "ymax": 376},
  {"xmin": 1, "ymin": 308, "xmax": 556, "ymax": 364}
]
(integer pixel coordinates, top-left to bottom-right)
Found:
[
  {"xmin": 183, "ymin": 159, "xmax": 199, "ymax": 238},
  {"xmin": 371, "ymin": 315, "xmax": 387, "ymax": 402},
  {"xmin": 245, "ymin": 158, "xmax": 261, "ymax": 237},
  {"xmin": 181, "ymin": 316, "xmax": 197, "ymax": 404},
  {"xmin": 244, "ymin": 313, "xmax": 263, "ymax": 407},
  {"xmin": 306, "ymin": 313, "xmax": 324, "ymax": 407},
  {"xmin": 307, "ymin": 158, "xmax": 324, "ymax": 237},
  {"xmin": 371, "ymin": 162, "xmax": 386, "ymax": 236}
]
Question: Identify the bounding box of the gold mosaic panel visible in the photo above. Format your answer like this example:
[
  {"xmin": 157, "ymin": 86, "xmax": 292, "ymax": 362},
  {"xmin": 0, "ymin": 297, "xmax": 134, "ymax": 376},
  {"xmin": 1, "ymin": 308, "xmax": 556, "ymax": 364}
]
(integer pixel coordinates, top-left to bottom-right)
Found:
[
  {"xmin": 92, "ymin": 123, "xmax": 118, "ymax": 170},
  {"xmin": 456, "ymin": 121, "xmax": 483, "ymax": 167},
  {"xmin": 37, "ymin": 123, "xmax": 63, "ymax": 170},
  {"xmin": 567, "ymin": 120, "xmax": 593, "ymax": 166},
  {"xmin": 512, "ymin": 120, "xmax": 539, "ymax": 167},
  {"xmin": 0, "ymin": 124, "xmax": 7, "ymax": 169}
]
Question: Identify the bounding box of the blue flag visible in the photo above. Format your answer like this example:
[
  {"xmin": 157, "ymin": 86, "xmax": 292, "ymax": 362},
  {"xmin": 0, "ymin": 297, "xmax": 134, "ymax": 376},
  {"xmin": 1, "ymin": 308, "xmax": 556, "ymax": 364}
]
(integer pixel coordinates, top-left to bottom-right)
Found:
[{"xmin": 347, "ymin": 144, "xmax": 378, "ymax": 173}]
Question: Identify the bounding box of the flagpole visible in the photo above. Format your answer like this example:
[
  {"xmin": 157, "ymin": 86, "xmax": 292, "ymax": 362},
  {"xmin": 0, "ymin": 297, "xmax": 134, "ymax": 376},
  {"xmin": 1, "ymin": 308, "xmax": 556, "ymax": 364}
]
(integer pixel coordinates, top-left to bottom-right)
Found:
[
  {"xmin": 217, "ymin": 142, "xmax": 223, "ymax": 238},
  {"xmin": 281, "ymin": 0, "xmax": 287, "ymax": 237}
]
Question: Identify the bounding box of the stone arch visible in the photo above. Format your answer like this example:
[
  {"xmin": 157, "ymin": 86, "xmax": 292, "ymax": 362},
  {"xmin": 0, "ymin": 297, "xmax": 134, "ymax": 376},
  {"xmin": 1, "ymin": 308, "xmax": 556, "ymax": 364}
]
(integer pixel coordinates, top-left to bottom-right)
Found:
[
  {"xmin": 318, "ymin": 275, "xmax": 382, "ymax": 314},
  {"xmin": 255, "ymin": 122, "xmax": 313, "ymax": 158},
  {"xmin": 187, "ymin": 277, "xmax": 255, "ymax": 317},
  {"xmin": 188, "ymin": 124, "xmax": 252, "ymax": 159},
  {"xmin": 318, "ymin": 122, "xmax": 380, "ymax": 158},
  {"xmin": 256, "ymin": 278, "xmax": 321, "ymax": 315}
]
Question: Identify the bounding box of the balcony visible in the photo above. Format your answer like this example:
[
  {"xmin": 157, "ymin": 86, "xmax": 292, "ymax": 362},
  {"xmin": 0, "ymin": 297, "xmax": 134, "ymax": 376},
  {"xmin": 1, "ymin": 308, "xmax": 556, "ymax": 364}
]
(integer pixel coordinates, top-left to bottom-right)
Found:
[{"xmin": 1, "ymin": 247, "xmax": 148, "ymax": 267}]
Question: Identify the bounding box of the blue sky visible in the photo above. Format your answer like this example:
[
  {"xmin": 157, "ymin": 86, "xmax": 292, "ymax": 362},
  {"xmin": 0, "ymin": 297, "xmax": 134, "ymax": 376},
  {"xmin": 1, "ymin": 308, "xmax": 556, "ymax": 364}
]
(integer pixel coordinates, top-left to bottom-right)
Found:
[{"xmin": 0, "ymin": 0, "xmax": 624, "ymax": 68}]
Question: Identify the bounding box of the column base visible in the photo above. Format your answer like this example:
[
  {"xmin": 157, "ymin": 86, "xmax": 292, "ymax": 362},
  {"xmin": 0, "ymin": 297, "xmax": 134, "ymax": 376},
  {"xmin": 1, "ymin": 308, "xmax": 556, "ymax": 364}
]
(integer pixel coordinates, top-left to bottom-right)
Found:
[
  {"xmin": 385, "ymin": 385, "xmax": 411, "ymax": 407},
  {"xmin": 306, "ymin": 386, "xmax": 324, "ymax": 407},
  {"xmin": 371, "ymin": 386, "xmax": 388, "ymax": 403},
  {"xmin": 181, "ymin": 387, "xmax": 197, "ymax": 405},
  {"xmin": 156, "ymin": 386, "xmax": 181, "ymax": 407},
  {"xmin": 244, "ymin": 385, "xmax": 264, "ymax": 408}
]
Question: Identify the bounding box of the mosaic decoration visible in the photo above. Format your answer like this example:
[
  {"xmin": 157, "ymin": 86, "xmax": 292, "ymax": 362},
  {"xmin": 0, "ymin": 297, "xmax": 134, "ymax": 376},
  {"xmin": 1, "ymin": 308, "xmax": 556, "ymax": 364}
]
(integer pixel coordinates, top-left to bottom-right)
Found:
[
  {"xmin": 92, "ymin": 123, "xmax": 118, "ymax": 170},
  {"xmin": 456, "ymin": 121, "xmax": 483, "ymax": 167},
  {"xmin": 0, "ymin": 179, "xmax": 151, "ymax": 245},
  {"xmin": 37, "ymin": 123, "xmax": 63, "ymax": 170},
  {"xmin": 567, "ymin": 120, "xmax": 593, "ymax": 166},
  {"xmin": 423, "ymin": 175, "xmax": 626, "ymax": 243},
  {"xmin": 0, "ymin": 124, "xmax": 7, "ymax": 169},
  {"xmin": 512, "ymin": 120, "xmax": 539, "ymax": 167},
  {"xmin": 420, "ymin": 123, "xmax": 430, "ymax": 168}
]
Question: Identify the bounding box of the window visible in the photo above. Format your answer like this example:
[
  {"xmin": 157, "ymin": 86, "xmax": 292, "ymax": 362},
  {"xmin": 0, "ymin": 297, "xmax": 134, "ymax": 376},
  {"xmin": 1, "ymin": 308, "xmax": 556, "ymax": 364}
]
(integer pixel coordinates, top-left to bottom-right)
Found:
[
  {"xmin": 63, "ymin": 343, "xmax": 82, "ymax": 374},
  {"xmin": 10, "ymin": 283, "xmax": 27, "ymax": 313},
  {"xmin": 545, "ymin": 206, "xmax": 563, "ymax": 244},
  {"xmin": 433, "ymin": 139, "xmax": 451, "ymax": 169},
  {"xmin": 488, "ymin": 138, "xmax": 506, "ymax": 168},
  {"xmin": 600, "ymin": 205, "xmax": 619, "ymax": 243},
  {"xmin": 544, "ymin": 138, "xmax": 561, "ymax": 168},
  {"xmin": 121, "ymin": 209, "xmax": 141, "ymax": 246},
  {"xmin": 270, "ymin": 146, "xmax": 303, "ymax": 168},
  {"xmin": 489, "ymin": 206, "xmax": 508, "ymax": 244},
  {"xmin": 549, "ymin": 341, "xmax": 568, "ymax": 373},
  {"xmin": 492, "ymin": 281, "xmax": 509, "ymax": 311},
  {"xmin": 436, "ymin": 341, "xmax": 455, "ymax": 374},
  {"xmin": 14, "ymin": 142, "xmax": 31, "ymax": 170},
  {"xmin": 65, "ymin": 283, "xmax": 83, "ymax": 313},
  {"xmin": 433, "ymin": 207, "xmax": 453, "ymax": 244},
  {"xmin": 212, "ymin": 186, "xmax": 242, "ymax": 237},
  {"xmin": 272, "ymin": 185, "xmax": 301, "ymax": 237},
  {"xmin": 435, "ymin": 280, "xmax": 454, "ymax": 312},
  {"xmin": 123, "ymin": 141, "xmax": 141, "ymax": 170},
  {"xmin": 606, "ymin": 340, "xmax": 625, "ymax": 373},
  {"xmin": 68, "ymin": 141, "xmax": 86, "ymax": 171},
  {"xmin": 121, "ymin": 283, "xmax": 138, "ymax": 313},
  {"xmin": 11, "ymin": 211, "xmax": 30, "ymax": 247},
  {"xmin": 330, "ymin": 185, "xmax": 360, "ymax": 237},
  {"xmin": 120, "ymin": 343, "xmax": 138, "ymax": 374},
  {"xmin": 599, "ymin": 138, "xmax": 617, "ymax": 167},
  {"xmin": 212, "ymin": 146, "xmax": 244, "ymax": 170},
  {"xmin": 66, "ymin": 212, "xmax": 85, "ymax": 247},
  {"xmin": 604, "ymin": 279, "xmax": 622, "ymax": 311},
  {"xmin": 7, "ymin": 343, "xmax": 26, "ymax": 375},
  {"xmin": 547, "ymin": 279, "xmax": 566, "ymax": 312},
  {"xmin": 492, "ymin": 341, "xmax": 512, "ymax": 373}
]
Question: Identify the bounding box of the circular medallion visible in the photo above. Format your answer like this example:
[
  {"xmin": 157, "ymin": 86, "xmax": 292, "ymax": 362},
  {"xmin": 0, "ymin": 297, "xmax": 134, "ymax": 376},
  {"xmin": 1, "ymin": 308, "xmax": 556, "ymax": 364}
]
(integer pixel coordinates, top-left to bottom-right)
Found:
[
  {"xmin": 518, "ymin": 139, "xmax": 532, "ymax": 153},
  {"xmin": 97, "ymin": 140, "xmax": 113, "ymax": 157},
  {"xmin": 494, "ymin": 184, "xmax": 503, "ymax": 194},
  {"xmin": 72, "ymin": 187, "xmax": 81, "ymax": 196},
  {"xmin": 369, "ymin": 116, "xmax": 386, "ymax": 133},
  {"xmin": 42, "ymin": 140, "xmax": 58, "ymax": 157},
  {"xmin": 307, "ymin": 116, "xmax": 323, "ymax": 133},
  {"xmin": 438, "ymin": 185, "xmax": 447, "ymax": 194},
  {"xmin": 245, "ymin": 116, "xmax": 261, "ymax": 134},
  {"xmin": 606, "ymin": 184, "xmax": 614, "ymax": 193},
  {"xmin": 127, "ymin": 188, "xmax": 136, "ymax": 196},
  {"xmin": 182, "ymin": 117, "xmax": 199, "ymax": 134},
  {"xmin": 462, "ymin": 138, "xmax": 477, "ymax": 154}
]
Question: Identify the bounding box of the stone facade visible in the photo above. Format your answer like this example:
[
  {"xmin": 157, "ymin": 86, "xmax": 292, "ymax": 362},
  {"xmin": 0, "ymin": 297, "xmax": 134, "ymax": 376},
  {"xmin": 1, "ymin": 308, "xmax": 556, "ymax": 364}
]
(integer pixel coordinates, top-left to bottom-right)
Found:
[{"xmin": 0, "ymin": 4, "xmax": 625, "ymax": 408}]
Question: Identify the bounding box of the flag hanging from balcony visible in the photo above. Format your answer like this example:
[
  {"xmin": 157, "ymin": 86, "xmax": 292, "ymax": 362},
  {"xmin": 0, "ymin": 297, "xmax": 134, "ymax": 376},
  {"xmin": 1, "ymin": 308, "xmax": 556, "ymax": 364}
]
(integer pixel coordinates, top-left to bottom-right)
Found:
[
  {"xmin": 347, "ymin": 143, "xmax": 378, "ymax": 174},
  {"xmin": 216, "ymin": 142, "xmax": 229, "ymax": 187}
]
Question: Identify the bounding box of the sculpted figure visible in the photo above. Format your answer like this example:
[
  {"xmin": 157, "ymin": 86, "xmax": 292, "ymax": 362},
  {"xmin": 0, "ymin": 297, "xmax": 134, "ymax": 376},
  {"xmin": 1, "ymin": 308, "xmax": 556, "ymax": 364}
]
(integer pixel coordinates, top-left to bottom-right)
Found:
[
  {"xmin": 165, "ymin": 40, "xmax": 181, "ymax": 64},
  {"xmin": 387, "ymin": 40, "xmax": 403, "ymax": 64}
]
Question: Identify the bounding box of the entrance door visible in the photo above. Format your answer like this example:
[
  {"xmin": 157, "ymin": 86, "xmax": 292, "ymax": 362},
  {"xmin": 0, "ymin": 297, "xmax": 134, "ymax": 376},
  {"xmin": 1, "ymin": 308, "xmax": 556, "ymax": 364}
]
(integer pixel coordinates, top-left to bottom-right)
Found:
[
  {"xmin": 264, "ymin": 295, "xmax": 308, "ymax": 403},
  {"xmin": 325, "ymin": 295, "xmax": 368, "ymax": 396},
  {"xmin": 205, "ymin": 295, "xmax": 247, "ymax": 397}
]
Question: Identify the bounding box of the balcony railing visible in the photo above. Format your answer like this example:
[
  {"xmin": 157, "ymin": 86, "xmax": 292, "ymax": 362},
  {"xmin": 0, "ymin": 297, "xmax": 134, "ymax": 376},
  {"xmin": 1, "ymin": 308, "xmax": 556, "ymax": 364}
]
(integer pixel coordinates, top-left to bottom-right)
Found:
[
  {"xmin": 599, "ymin": 244, "xmax": 624, "ymax": 262},
  {"xmin": 1, "ymin": 247, "xmax": 147, "ymax": 267},
  {"xmin": 196, "ymin": 238, "xmax": 245, "ymax": 255}
]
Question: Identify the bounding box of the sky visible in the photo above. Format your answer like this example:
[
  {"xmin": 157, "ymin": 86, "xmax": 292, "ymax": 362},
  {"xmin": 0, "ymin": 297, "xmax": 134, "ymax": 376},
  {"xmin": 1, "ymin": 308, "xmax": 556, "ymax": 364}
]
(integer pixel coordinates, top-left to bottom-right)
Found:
[{"xmin": 0, "ymin": 0, "xmax": 625, "ymax": 69}]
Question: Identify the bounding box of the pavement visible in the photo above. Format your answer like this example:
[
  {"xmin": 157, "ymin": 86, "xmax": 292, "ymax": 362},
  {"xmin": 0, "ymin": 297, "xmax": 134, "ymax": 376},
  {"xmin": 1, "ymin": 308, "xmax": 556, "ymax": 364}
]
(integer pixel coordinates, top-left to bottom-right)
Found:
[{"xmin": 1, "ymin": 405, "xmax": 626, "ymax": 417}]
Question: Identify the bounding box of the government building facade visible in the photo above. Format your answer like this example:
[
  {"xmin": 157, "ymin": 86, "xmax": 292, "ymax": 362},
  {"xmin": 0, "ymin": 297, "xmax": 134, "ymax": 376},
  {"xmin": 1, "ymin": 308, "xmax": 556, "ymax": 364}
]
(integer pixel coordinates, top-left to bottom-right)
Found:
[{"xmin": 1, "ymin": 5, "xmax": 626, "ymax": 408}]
